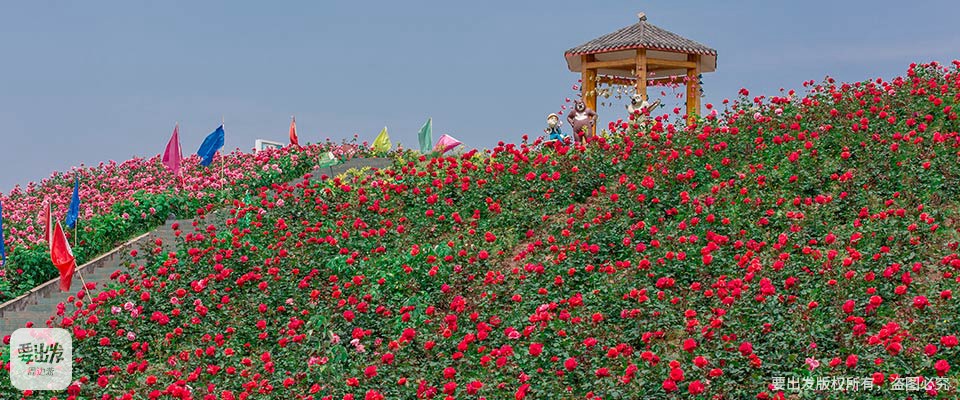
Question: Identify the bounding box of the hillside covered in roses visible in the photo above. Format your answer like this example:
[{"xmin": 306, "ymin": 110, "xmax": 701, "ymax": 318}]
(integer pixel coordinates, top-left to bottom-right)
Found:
[
  {"xmin": 4, "ymin": 61, "xmax": 960, "ymax": 399},
  {"xmin": 0, "ymin": 142, "xmax": 355, "ymax": 301}
]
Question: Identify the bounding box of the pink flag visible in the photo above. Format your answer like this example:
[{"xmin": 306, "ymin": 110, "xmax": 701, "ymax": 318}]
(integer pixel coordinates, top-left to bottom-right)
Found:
[
  {"xmin": 162, "ymin": 124, "xmax": 183, "ymax": 175},
  {"xmin": 289, "ymin": 117, "xmax": 300, "ymax": 147},
  {"xmin": 434, "ymin": 134, "xmax": 462, "ymax": 154}
]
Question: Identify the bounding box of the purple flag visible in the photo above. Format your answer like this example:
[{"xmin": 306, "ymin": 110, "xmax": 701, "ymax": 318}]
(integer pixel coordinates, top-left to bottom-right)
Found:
[{"xmin": 162, "ymin": 124, "xmax": 183, "ymax": 175}]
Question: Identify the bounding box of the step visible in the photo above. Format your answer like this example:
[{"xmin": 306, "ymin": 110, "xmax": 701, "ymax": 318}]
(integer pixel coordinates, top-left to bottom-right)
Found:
[
  {"xmin": 81, "ymin": 269, "xmax": 113, "ymax": 278},
  {"xmin": 4, "ymin": 313, "xmax": 53, "ymax": 327},
  {"xmin": 34, "ymin": 297, "xmax": 67, "ymax": 307},
  {"xmin": 80, "ymin": 273, "xmax": 111, "ymax": 282},
  {"xmin": 21, "ymin": 309, "xmax": 57, "ymax": 320}
]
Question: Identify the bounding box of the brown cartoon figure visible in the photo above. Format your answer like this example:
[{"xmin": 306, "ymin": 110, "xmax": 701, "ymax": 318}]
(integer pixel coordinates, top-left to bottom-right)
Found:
[{"xmin": 567, "ymin": 100, "xmax": 597, "ymax": 142}]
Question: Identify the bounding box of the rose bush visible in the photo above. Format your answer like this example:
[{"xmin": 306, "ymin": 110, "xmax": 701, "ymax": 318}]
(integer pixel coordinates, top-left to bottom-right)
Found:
[
  {"xmin": 0, "ymin": 141, "xmax": 352, "ymax": 301},
  {"xmin": 2, "ymin": 62, "xmax": 960, "ymax": 399}
]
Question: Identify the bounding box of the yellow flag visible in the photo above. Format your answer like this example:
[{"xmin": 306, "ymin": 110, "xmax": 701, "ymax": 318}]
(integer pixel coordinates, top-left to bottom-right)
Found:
[{"xmin": 372, "ymin": 126, "xmax": 392, "ymax": 153}]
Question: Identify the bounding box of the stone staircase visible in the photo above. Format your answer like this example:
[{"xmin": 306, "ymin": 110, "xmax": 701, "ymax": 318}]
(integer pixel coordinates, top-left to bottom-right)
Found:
[
  {"xmin": 0, "ymin": 157, "xmax": 393, "ymax": 341},
  {"xmin": 0, "ymin": 218, "xmax": 190, "ymax": 340}
]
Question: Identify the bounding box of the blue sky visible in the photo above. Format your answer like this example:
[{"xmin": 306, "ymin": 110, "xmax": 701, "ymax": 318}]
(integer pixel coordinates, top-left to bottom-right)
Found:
[{"xmin": 2, "ymin": 0, "xmax": 959, "ymax": 191}]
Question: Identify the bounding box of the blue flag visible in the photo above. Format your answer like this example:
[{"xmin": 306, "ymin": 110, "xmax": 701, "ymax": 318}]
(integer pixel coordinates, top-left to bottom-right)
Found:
[
  {"xmin": 65, "ymin": 176, "xmax": 80, "ymax": 229},
  {"xmin": 0, "ymin": 200, "xmax": 5, "ymax": 266},
  {"xmin": 197, "ymin": 125, "xmax": 225, "ymax": 167}
]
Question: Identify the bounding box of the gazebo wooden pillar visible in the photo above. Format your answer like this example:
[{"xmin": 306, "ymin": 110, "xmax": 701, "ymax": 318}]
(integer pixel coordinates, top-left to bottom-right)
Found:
[
  {"xmin": 581, "ymin": 54, "xmax": 598, "ymax": 117},
  {"xmin": 686, "ymin": 54, "xmax": 701, "ymax": 120},
  {"xmin": 564, "ymin": 13, "xmax": 717, "ymax": 126}
]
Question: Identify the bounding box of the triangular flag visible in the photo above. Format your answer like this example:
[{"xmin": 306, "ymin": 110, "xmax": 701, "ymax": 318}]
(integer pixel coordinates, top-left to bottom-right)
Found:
[
  {"xmin": 50, "ymin": 220, "xmax": 76, "ymax": 292},
  {"xmin": 289, "ymin": 117, "xmax": 300, "ymax": 147},
  {"xmin": 434, "ymin": 134, "xmax": 462, "ymax": 154},
  {"xmin": 65, "ymin": 176, "xmax": 80, "ymax": 229},
  {"xmin": 197, "ymin": 125, "xmax": 225, "ymax": 167},
  {"xmin": 0, "ymin": 200, "xmax": 6, "ymax": 267},
  {"xmin": 162, "ymin": 123, "xmax": 183, "ymax": 175},
  {"xmin": 372, "ymin": 127, "xmax": 392, "ymax": 153},
  {"xmin": 418, "ymin": 118, "xmax": 433, "ymax": 154}
]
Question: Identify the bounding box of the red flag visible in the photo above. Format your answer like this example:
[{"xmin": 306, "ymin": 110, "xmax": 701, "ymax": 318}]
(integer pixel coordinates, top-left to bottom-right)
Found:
[
  {"xmin": 162, "ymin": 123, "xmax": 183, "ymax": 175},
  {"xmin": 289, "ymin": 117, "xmax": 299, "ymax": 147},
  {"xmin": 50, "ymin": 220, "xmax": 76, "ymax": 291}
]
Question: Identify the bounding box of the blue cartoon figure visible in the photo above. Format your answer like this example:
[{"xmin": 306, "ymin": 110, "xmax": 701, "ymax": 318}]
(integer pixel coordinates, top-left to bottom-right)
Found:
[{"xmin": 545, "ymin": 113, "xmax": 567, "ymax": 142}]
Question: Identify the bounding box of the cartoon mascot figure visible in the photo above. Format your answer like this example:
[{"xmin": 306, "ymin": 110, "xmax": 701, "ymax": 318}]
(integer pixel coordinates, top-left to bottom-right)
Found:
[
  {"xmin": 567, "ymin": 100, "xmax": 597, "ymax": 143},
  {"xmin": 545, "ymin": 113, "xmax": 567, "ymax": 143},
  {"xmin": 627, "ymin": 94, "xmax": 661, "ymax": 116}
]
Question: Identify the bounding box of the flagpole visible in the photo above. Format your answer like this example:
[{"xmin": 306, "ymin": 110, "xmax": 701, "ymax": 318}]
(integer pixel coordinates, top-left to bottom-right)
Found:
[
  {"xmin": 73, "ymin": 178, "xmax": 91, "ymax": 303},
  {"xmin": 175, "ymin": 121, "xmax": 181, "ymax": 194},
  {"xmin": 73, "ymin": 177, "xmax": 79, "ymax": 249},
  {"xmin": 220, "ymin": 116, "xmax": 225, "ymax": 187},
  {"xmin": 76, "ymin": 268, "xmax": 92, "ymax": 303}
]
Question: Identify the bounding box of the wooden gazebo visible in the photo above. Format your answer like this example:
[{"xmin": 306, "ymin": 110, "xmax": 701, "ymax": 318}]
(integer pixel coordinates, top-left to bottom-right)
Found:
[{"xmin": 564, "ymin": 13, "xmax": 717, "ymax": 124}]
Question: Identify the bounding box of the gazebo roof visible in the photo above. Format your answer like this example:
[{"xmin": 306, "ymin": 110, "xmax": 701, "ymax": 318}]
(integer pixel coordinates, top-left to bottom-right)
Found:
[
  {"xmin": 564, "ymin": 14, "xmax": 717, "ymax": 79},
  {"xmin": 565, "ymin": 19, "xmax": 716, "ymax": 57}
]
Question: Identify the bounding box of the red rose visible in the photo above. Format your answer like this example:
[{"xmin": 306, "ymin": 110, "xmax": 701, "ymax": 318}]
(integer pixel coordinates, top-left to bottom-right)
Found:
[
  {"xmin": 515, "ymin": 383, "xmax": 530, "ymax": 400},
  {"xmin": 466, "ymin": 381, "xmax": 483, "ymax": 395},
  {"xmin": 670, "ymin": 367, "xmax": 685, "ymax": 382},
  {"xmin": 662, "ymin": 379, "xmax": 678, "ymax": 392},
  {"xmin": 935, "ymin": 360, "xmax": 950, "ymax": 377},
  {"xmin": 738, "ymin": 342, "xmax": 753, "ymax": 356},
  {"xmin": 694, "ymin": 356, "xmax": 708, "ymax": 368},
  {"xmin": 845, "ymin": 354, "xmax": 858, "ymax": 368},
  {"xmin": 886, "ymin": 342, "xmax": 902, "ymax": 355},
  {"xmin": 872, "ymin": 372, "xmax": 884, "ymax": 386},
  {"xmin": 913, "ymin": 296, "xmax": 929, "ymax": 309},
  {"xmin": 688, "ymin": 380, "xmax": 705, "ymax": 395},
  {"xmin": 842, "ymin": 300, "xmax": 855, "ymax": 314},
  {"xmin": 443, "ymin": 367, "xmax": 456, "ymax": 379},
  {"xmin": 941, "ymin": 335, "xmax": 958, "ymax": 348},
  {"xmin": 591, "ymin": 312, "xmax": 604, "ymax": 324},
  {"xmin": 443, "ymin": 382, "xmax": 456, "ymax": 395},
  {"xmin": 528, "ymin": 343, "xmax": 543, "ymax": 356}
]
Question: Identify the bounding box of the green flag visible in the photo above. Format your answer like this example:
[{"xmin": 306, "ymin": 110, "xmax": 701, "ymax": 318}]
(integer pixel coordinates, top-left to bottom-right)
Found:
[{"xmin": 418, "ymin": 118, "xmax": 432, "ymax": 154}]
